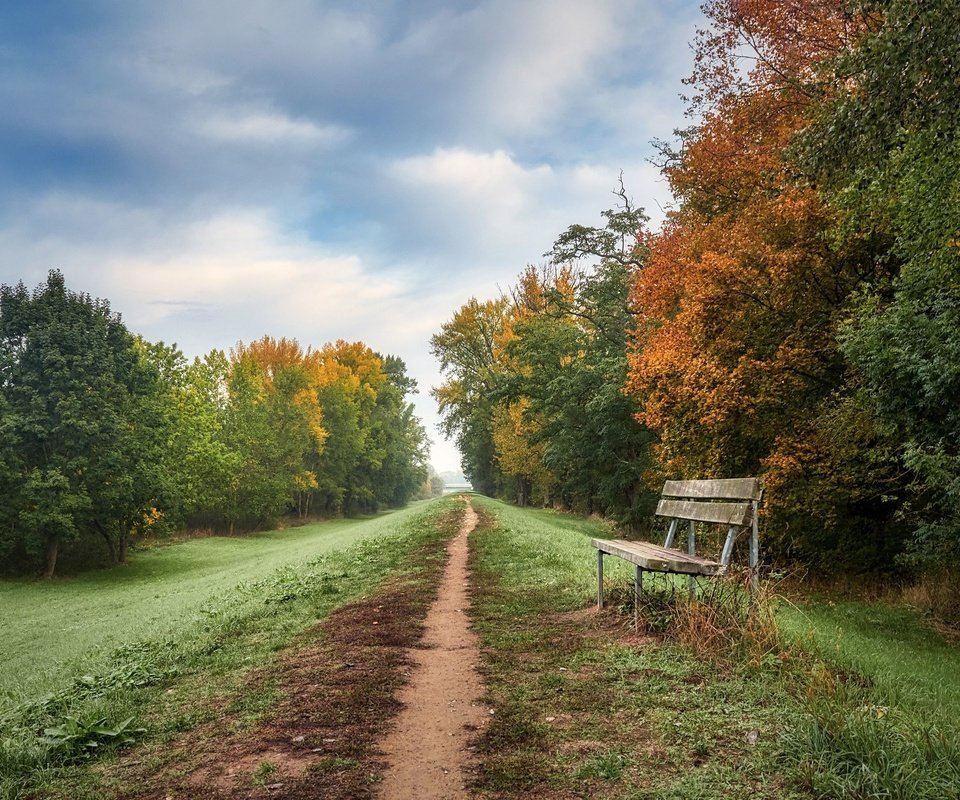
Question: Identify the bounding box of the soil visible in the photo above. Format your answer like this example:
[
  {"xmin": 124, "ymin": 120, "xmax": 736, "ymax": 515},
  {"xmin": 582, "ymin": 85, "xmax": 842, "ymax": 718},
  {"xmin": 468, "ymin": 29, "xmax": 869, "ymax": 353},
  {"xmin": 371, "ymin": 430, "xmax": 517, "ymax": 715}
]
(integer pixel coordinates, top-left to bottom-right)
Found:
[{"xmin": 377, "ymin": 500, "xmax": 487, "ymax": 799}]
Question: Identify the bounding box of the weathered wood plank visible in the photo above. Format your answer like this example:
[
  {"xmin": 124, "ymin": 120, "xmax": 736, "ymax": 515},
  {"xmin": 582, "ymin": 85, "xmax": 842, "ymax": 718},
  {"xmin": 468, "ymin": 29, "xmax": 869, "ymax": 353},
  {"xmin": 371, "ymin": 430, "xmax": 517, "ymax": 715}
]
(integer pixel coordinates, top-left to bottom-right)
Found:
[
  {"xmin": 655, "ymin": 498, "xmax": 752, "ymax": 526},
  {"xmin": 591, "ymin": 539, "xmax": 723, "ymax": 576},
  {"xmin": 662, "ymin": 478, "xmax": 761, "ymax": 501}
]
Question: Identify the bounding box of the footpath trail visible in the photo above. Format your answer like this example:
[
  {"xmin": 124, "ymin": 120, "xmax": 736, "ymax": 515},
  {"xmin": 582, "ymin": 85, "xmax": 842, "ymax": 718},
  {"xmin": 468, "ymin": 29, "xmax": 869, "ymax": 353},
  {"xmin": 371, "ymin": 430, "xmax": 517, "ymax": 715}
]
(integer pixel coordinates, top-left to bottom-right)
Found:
[{"xmin": 377, "ymin": 499, "xmax": 487, "ymax": 799}]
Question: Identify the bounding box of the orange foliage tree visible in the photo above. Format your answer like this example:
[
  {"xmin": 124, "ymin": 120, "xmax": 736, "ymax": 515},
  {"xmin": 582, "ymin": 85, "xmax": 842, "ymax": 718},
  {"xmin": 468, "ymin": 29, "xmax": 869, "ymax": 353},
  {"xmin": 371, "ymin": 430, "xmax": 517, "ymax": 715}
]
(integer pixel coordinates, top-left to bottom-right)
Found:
[{"xmin": 627, "ymin": 0, "xmax": 905, "ymax": 569}]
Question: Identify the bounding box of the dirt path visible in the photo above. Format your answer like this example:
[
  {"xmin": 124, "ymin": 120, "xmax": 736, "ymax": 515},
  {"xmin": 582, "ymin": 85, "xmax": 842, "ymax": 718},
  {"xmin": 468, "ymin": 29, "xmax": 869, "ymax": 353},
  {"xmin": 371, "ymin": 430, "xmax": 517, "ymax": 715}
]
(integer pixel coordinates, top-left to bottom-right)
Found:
[{"xmin": 377, "ymin": 498, "xmax": 487, "ymax": 799}]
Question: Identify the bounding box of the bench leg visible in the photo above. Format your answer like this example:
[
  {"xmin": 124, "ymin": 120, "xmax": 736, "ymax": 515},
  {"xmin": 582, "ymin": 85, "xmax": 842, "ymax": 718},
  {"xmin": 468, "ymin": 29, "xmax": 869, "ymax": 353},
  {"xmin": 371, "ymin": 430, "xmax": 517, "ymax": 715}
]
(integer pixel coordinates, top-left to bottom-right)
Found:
[
  {"xmin": 634, "ymin": 566, "xmax": 643, "ymax": 631},
  {"xmin": 688, "ymin": 520, "xmax": 697, "ymax": 598},
  {"xmin": 597, "ymin": 549, "xmax": 604, "ymax": 609}
]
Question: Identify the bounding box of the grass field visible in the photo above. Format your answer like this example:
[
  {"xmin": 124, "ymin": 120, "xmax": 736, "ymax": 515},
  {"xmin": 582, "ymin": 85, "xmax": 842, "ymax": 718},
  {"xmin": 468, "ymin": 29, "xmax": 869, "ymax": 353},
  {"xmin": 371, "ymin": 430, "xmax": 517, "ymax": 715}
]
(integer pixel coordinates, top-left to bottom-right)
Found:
[
  {"xmin": 0, "ymin": 503, "xmax": 429, "ymax": 705},
  {"xmin": 4, "ymin": 494, "xmax": 959, "ymax": 799},
  {"xmin": 468, "ymin": 497, "xmax": 960, "ymax": 800},
  {"xmin": 779, "ymin": 597, "xmax": 960, "ymax": 717},
  {"xmin": 777, "ymin": 595, "xmax": 960, "ymax": 798},
  {"xmin": 0, "ymin": 499, "xmax": 455, "ymax": 800},
  {"xmin": 468, "ymin": 497, "xmax": 807, "ymax": 799}
]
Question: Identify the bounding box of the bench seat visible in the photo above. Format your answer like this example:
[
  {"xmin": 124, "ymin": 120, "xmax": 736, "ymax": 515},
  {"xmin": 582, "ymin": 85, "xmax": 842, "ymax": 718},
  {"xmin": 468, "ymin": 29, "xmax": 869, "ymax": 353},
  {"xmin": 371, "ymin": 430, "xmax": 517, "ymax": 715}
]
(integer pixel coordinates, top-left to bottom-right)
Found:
[{"xmin": 591, "ymin": 539, "xmax": 722, "ymax": 577}]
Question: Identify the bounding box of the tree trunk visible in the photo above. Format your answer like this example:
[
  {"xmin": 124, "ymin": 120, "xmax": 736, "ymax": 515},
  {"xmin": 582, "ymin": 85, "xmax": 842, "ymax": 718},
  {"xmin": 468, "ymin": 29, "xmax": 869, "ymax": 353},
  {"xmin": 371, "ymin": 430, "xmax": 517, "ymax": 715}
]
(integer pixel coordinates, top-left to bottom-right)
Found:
[
  {"xmin": 44, "ymin": 534, "xmax": 60, "ymax": 579},
  {"xmin": 118, "ymin": 530, "xmax": 129, "ymax": 564},
  {"xmin": 95, "ymin": 523, "xmax": 116, "ymax": 562}
]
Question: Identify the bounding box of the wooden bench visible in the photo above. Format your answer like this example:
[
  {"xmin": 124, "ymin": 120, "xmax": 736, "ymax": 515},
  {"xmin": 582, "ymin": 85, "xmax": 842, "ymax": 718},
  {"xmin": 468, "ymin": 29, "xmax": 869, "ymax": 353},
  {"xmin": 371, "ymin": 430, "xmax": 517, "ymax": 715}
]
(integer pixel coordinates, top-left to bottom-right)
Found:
[{"xmin": 593, "ymin": 478, "xmax": 762, "ymax": 617}]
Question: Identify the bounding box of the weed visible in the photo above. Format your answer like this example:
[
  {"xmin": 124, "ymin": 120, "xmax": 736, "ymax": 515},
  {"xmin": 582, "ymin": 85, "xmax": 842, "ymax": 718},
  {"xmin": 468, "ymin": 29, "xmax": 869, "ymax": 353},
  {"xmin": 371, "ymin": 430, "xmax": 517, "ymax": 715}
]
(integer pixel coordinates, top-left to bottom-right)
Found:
[
  {"xmin": 42, "ymin": 715, "xmax": 145, "ymax": 761},
  {"xmin": 575, "ymin": 749, "xmax": 628, "ymax": 780},
  {"xmin": 251, "ymin": 760, "xmax": 278, "ymax": 785},
  {"xmin": 898, "ymin": 572, "xmax": 960, "ymax": 632},
  {"xmin": 607, "ymin": 569, "xmax": 785, "ymax": 668}
]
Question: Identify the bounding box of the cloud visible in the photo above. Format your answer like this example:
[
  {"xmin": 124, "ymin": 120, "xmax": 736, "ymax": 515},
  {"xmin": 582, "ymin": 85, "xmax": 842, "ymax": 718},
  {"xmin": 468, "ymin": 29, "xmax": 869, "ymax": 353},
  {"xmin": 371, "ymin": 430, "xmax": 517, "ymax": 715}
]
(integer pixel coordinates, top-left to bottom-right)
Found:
[
  {"xmin": 0, "ymin": 0, "xmax": 706, "ymax": 471},
  {"xmin": 195, "ymin": 110, "xmax": 352, "ymax": 147},
  {"xmin": 383, "ymin": 147, "xmax": 670, "ymax": 290},
  {"xmin": 389, "ymin": 147, "xmax": 553, "ymax": 232}
]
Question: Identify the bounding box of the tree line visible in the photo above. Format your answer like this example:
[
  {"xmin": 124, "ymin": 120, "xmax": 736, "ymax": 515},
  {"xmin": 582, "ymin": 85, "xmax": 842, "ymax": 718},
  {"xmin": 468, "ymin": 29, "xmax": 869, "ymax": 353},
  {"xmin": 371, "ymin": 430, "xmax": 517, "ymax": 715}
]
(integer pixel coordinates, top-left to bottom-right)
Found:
[
  {"xmin": 0, "ymin": 271, "xmax": 430, "ymax": 578},
  {"xmin": 432, "ymin": 0, "xmax": 960, "ymax": 578}
]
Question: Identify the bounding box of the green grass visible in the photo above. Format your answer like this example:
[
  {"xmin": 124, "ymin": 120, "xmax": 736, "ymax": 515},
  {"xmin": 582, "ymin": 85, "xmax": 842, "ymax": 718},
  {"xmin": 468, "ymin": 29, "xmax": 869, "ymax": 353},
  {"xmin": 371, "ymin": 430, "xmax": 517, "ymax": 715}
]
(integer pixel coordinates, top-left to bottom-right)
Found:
[
  {"xmin": 777, "ymin": 597, "xmax": 960, "ymax": 799},
  {"xmin": 8, "ymin": 491, "xmax": 959, "ymax": 800},
  {"xmin": 468, "ymin": 497, "xmax": 806, "ymax": 799},
  {"xmin": 469, "ymin": 497, "xmax": 960, "ymax": 799},
  {"xmin": 0, "ymin": 504, "xmax": 428, "ymax": 705},
  {"xmin": 0, "ymin": 498, "xmax": 455, "ymax": 800},
  {"xmin": 778, "ymin": 598, "xmax": 960, "ymax": 717}
]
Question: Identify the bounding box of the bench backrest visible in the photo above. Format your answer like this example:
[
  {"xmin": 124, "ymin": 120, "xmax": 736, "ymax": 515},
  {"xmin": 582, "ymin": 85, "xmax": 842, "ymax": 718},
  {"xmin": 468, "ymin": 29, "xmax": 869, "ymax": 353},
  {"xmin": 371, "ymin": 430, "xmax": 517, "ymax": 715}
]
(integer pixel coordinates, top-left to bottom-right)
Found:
[
  {"xmin": 655, "ymin": 478, "xmax": 761, "ymax": 527},
  {"xmin": 656, "ymin": 478, "xmax": 762, "ymax": 575}
]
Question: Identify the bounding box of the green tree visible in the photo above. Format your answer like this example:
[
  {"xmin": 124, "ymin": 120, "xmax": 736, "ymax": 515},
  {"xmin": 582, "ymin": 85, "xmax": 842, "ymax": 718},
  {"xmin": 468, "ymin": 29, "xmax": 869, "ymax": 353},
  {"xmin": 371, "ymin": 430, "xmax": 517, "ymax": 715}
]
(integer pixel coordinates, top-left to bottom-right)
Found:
[
  {"xmin": 431, "ymin": 298, "xmax": 510, "ymax": 496},
  {"xmin": 502, "ymin": 195, "xmax": 657, "ymax": 526},
  {"xmin": 798, "ymin": 0, "xmax": 960, "ymax": 569},
  {"xmin": 0, "ymin": 271, "xmax": 165, "ymax": 576},
  {"xmin": 141, "ymin": 342, "xmax": 235, "ymax": 529},
  {"xmin": 370, "ymin": 355, "xmax": 429, "ymax": 508}
]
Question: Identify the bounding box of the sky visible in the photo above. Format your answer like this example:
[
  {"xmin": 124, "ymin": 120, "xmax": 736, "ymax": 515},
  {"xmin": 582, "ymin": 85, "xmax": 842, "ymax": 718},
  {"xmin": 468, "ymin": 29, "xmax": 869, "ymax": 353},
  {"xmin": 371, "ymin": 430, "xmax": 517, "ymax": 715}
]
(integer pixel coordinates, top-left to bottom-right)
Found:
[{"xmin": 0, "ymin": 0, "xmax": 703, "ymax": 473}]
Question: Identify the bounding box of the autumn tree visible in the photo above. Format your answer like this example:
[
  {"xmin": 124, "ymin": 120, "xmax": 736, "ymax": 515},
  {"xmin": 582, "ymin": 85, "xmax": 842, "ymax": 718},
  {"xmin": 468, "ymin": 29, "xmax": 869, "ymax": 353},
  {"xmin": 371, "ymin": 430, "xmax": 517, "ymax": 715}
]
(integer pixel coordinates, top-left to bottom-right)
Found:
[
  {"xmin": 626, "ymin": 0, "xmax": 908, "ymax": 570},
  {"xmin": 214, "ymin": 337, "xmax": 324, "ymax": 530},
  {"xmin": 432, "ymin": 193, "xmax": 659, "ymax": 526}
]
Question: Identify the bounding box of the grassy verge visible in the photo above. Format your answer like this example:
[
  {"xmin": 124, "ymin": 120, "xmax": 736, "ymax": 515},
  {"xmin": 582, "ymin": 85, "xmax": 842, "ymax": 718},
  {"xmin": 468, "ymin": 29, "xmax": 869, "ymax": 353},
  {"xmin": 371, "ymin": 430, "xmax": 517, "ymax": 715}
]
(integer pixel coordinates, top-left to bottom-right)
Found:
[
  {"xmin": 0, "ymin": 498, "xmax": 460, "ymax": 800},
  {"xmin": 0, "ymin": 504, "xmax": 431, "ymax": 703},
  {"xmin": 779, "ymin": 598, "xmax": 960, "ymax": 717},
  {"xmin": 778, "ymin": 597, "xmax": 960, "ymax": 799},
  {"xmin": 467, "ymin": 497, "xmax": 807, "ymax": 799}
]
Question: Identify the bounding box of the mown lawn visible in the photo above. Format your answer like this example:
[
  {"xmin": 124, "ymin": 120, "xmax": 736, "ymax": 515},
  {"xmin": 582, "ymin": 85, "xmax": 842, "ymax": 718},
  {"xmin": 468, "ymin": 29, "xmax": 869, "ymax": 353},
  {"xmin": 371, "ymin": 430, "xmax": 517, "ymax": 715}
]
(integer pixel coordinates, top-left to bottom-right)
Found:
[
  {"xmin": 0, "ymin": 503, "xmax": 428, "ymax": 705},
  {"xmin": 0, "ymin": 499, "xmax": 454, "ymax": 800}
]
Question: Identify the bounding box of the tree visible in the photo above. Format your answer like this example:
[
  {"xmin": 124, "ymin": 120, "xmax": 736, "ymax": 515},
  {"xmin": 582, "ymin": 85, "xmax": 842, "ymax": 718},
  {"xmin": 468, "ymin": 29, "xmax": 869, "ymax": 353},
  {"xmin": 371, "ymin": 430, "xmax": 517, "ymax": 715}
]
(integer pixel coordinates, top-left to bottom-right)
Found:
[
  {"xmin": 797, "ymin": 0, "xmax": 960, "ymax": 570},
  {"xmin": 217, "ymin": 338, "xmax": 326, "ymax": 531},
  {"xmin": 144, "ymin": 344, "xmax": 236, "ymax": 527},
  {"xmin": 0, "ymin": 271, "xmax": 166, "ymax": 576},
  {"xmin": 502, "ymin": 195, "xmax": 657, "ymax": 526},
  {"xmin": 431, "ymin": 298, "xmax": 511, "ymax": 496},
  {"xmin": 625, "ymin": 0, "xmax": 907, "ymax": 570},
  {"xmin": 370, "ymin": 355, "xmax": 429, "ymax": 508}
]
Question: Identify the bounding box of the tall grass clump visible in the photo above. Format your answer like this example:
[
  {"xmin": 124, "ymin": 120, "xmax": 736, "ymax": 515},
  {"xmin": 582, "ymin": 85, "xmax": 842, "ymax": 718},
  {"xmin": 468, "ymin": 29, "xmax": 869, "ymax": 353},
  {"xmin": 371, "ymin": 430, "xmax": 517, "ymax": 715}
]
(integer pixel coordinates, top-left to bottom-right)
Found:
[
  {"xmin": 787, "ymin": 673, "xmax": 960, "ymax": 799},
  {"xmin": 900, "ymin": 571, "xmax": 960, "ymax": 632},
  {"xmin": 606, "ymin": 569, "xmax": 785, "ymax": 667},
  {"xmin": 613, "ymin": 569, "xmax": 960, "ymax": 798}
]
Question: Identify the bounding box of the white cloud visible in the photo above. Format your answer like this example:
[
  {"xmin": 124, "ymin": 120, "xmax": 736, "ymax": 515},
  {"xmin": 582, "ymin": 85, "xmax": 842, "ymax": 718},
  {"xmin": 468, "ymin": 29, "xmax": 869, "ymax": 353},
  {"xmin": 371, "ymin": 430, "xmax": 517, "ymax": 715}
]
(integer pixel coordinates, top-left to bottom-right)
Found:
[
  {"xmin": 390, "ymin": 147, "xmax": 552, "ymax": 228},
  {"xmin": 195, "ymin": 110, "xmax": 352, "ymax": 147},
  {"xmin": 384, "ymin": 147, "xmax": 670, "ymax": 287},
  {"xmin": 469, "ymin": 0, "xmax": 627, "ymax": 134}
]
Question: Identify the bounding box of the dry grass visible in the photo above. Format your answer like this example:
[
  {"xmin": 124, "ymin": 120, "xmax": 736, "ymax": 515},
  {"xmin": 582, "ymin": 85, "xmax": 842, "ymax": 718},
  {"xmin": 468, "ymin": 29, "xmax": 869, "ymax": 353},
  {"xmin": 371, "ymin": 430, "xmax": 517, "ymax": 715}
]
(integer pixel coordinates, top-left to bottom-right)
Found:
[{"xmin": 898, "ymin": 574, "xmax": 960, "ymax": 634}]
